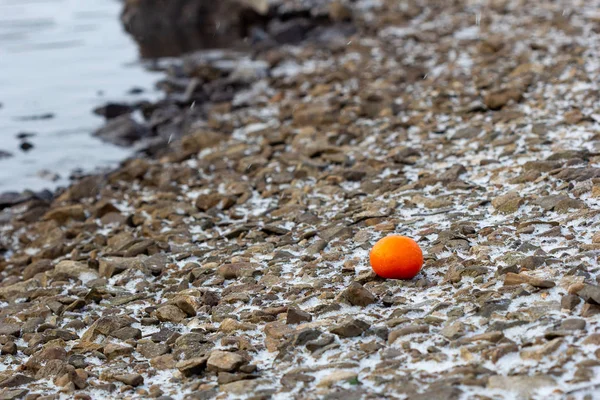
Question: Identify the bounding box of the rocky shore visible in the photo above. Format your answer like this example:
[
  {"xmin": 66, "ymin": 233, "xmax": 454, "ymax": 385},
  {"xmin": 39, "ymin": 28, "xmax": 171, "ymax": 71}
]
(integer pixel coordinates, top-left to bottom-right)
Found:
[{"xmin": 2, "ymin": 0, "xmax": 600, "ymax": 399}]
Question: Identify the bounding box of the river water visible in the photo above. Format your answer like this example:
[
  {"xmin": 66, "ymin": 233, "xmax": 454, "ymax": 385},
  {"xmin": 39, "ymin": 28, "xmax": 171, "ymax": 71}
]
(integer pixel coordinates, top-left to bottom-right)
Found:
[{"xmin": 0, "ymin": 0, "xmax": 160, "ymax": 193}]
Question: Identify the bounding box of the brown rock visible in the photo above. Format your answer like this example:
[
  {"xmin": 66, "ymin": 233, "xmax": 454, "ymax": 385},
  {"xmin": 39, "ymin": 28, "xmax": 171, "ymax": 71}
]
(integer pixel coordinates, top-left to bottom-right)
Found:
[
  {"xmin": 23, "ymin": 260, "xmax": 53, "ymax": 280},
  {"xmin": 0, "ymin": 374, "xmax": 35, "ymax": 388},
  {"xmin": 176, "ymin": 356, "xmax": 208, "ymax": 376},
  {"xmin": 503, "ymin": 272, "xmax": 555, "ymax": 288},
  {"xmin": 484, "ymin": 88, "xmax": 523, "ymax": 110},
  {"xmin": 388, "ymin": 325, "xmax": 430, "ymax": 344},
  {"xmin": 103, "ymin": 343, "xmax": 134, "ymax": 359},
  {"xmin": 137, "ymin": 341, "xmax": 170, "ymax": 359},
  {"xmin": 43, "ymin": 205, "xmax": 86, "ymax": 224},
  {"xmin": 286, "ymin": 307, "xmax": 312, "ymax": 325},
  {"xmin": 155, "ymin": 305, "xmax": 187, "ymax": 323},
  {"xmin": 216, "ymin": 263, "xmax": 259, "ymax": 279},
  {"xmin": 0, "ymin": 323, "xmax": 21, "ymax": 338},
  {"xmin": 206, "ymin": 350, "xmax": 244, "ymax": 372},
  {"xmin": 330, "ymin": 319, "xmax": 370, "ymax": 338},
  {"xmin": 114, "ymin": 373, "xmax": 144, "ymax": 387},
  {"xmin": 491, "ymin": 192, "xmax": 523, "ymax": 214},
  {"xmin": 342, "ymin": 282, "xmax": 376, "ymax": 307}
]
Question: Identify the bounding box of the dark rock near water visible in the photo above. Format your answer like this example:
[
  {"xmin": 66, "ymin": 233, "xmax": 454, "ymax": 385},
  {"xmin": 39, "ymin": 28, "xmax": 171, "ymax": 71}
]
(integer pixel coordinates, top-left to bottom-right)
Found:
[{"xmin": 93, "ymin": 114, "xmax": 150, "ymax": 147}]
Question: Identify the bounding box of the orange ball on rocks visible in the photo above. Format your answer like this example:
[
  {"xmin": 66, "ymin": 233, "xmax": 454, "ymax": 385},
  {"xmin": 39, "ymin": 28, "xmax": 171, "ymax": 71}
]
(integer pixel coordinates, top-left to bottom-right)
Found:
[{"xmin": 369, "ymin": 235, "xmax": 423, "ymax": 280}]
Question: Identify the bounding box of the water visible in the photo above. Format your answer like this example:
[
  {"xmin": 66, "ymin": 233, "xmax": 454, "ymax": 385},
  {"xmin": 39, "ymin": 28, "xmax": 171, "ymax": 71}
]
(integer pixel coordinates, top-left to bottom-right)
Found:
[{"xmin": 0, "ymin": 0, "xmax": 161, "ymax": 192}]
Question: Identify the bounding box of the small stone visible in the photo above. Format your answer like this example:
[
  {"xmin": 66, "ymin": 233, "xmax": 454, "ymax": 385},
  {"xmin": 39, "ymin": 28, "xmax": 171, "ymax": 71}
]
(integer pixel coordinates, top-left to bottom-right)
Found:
[
  {"xmin": 440, "ymin": 322, "xmax": 467, "ymax": 340},
  {"xmin": 560, "ymin": 318, "xmax": 586, "ymax": 331},
  {"xmin": 176, "ymin": 357, "xmax": 208, "ymax": 376},
  {"xmin": 286, "ymin": 308, "xmax": 312, "ymax": 325},
  {"xmin": 1, "ymin": 342, "xmax": 17, "ymax": 355},
  {"xmin": 0, "ymin": 389, "xmax": 29, "ymax": 400},
  {"xmin": 487, "ymin": 375, "xmax": 556, "ymax": 397},
  {"xmin": 388, "ymin": 325, "xmax": 430, "ymax": 344},
  {"xmin": 492, "ymin": 192, "xmax": 523, "ymax": 214},
  {"xmin": 114, "ymin": 373, "xmax": 144, "ymax": 387},
  {"xmin": 520, "ymin": 338, "xmax": 563, "ymax": 361},
  {"xmin": 216, "ymin": 263, "xmax": 258, "ymax": 279},
  {"xmin": 0, "ymin": 374, "xmax": 35, "ymax": 388},
  {"xmin": 155, "ymin": 305, "xmax": 187, "ymax": 323},
  {"xmin": 43, "ymin": 205, "xmax": 86, "ymax": 224},
  {"xmin": 484, "ymin": 88, "xmax": 523, "ymax": 110},
  {"xmin": 23, "ymin": 259, "xmax": 53, "ymax": 280},
  {"xmin": 583, "ymin": 334, "xmax": 600, "ymax": 345},
  {"xmin": 330, "ymin": 319, "xmax": 370, "ymax": 338},
  {"xmin": 504, "ymin": 272, "xmax": 555, "ymax": 288},
  {"xmin": 0, "ymin": 323, "xmax": 21, "ymax": 338},
  {"xmin": 305, "ymin": 335, "xmax": 335, "ymax": 352},
  {"xmin": 317, "ymin": 370, "xmax": 358, "ymax": 388},
  {"xmin": 104, "ymin": 343, "xmax": 134, "ymax": 359},
  {"xmin": 206, "ymin": 350, "xmax": 244, "ymax": 372},
  {"xmin": 54, "ymin": 260, "xmax": 99, "ymax": 281},
  {"xmin": 576, "ymin": 284, "xmax": 600, "ymax": 305},
  {"xmin": 342, "ymin": 282, "xmax": 376, "ymax": 307},
  {"xmin": 137, "ymin": 341, "xmax": 170, "ymax": 359},
  {"xmin": 110, "ymin": 327, "xmax": 142, "ymax": 341}
]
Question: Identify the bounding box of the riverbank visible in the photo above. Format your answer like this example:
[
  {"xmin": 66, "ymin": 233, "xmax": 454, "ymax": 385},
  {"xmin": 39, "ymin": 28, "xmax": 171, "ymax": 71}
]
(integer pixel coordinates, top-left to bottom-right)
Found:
[{"xmin": 2, "ymin": 0, "xmax": 600, "ymax": 399}]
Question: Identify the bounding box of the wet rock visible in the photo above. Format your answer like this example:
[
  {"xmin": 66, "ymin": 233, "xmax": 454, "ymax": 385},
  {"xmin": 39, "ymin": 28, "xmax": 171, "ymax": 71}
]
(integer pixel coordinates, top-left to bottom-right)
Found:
[
  {"xmin": 93, "ymin": 103, "xmax": 133, "ymax": 119},
  {"xmin": 93, "ymin": 115, "xmax": 150, "ymax": 146}
]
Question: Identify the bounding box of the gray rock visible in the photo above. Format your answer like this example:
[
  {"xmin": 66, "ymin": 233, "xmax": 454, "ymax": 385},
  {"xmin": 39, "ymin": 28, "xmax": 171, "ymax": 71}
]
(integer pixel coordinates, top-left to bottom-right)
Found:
[
  {"xmin": 93, "ymin": 115, "xmax": 150, "ymax": 147},
  {"xmin": 561, "ymin": 294, "xmax": 581, "ymax": 310},
  {"xmin": 560, "ymin": 318, "xmax": 586, "ymax": 331}
]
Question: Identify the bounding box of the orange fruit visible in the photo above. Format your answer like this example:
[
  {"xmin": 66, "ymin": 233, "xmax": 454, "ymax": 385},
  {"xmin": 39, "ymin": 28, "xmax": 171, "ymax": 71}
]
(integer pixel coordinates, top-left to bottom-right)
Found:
[{"xmin": 369, "ymin": 235, "xmax": 423, "ymax": 279}]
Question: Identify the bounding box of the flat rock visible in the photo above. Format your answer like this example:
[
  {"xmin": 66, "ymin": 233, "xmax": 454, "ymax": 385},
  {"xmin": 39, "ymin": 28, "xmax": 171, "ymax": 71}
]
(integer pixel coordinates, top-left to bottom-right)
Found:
[
  {"xmin": 487, "ymin": 375, "xmax": 556, "ymax": 397},
  {"xmin": 207, "ymin": 351, "xmax": 244, "ymax": 372}
]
